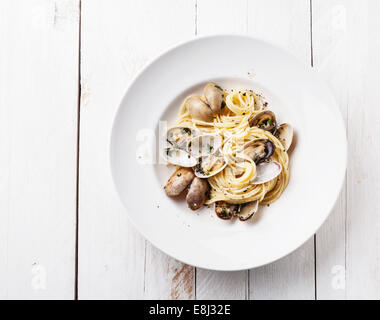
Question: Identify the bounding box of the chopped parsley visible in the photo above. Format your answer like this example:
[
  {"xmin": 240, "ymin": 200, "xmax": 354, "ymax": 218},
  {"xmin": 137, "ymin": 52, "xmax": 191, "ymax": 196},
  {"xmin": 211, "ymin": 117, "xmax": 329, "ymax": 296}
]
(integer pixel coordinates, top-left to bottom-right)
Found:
[
  {"xmin": 195, "ymin": 163, "xmax": 204, "ymax": 175},
  {"xmin": 214, "ymin": 85, "xmax": 223, "ymax": 91},
  {"xmin": 260, "ymin": 118, "xmax": 272, "ymax": 128}
]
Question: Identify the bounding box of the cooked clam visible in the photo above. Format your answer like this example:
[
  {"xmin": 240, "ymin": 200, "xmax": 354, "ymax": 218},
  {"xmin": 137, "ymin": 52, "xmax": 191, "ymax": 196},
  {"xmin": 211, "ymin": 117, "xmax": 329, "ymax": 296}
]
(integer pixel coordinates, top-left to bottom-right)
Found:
[
  {"xmin": 238, "ymin": 201, "xmax": 259, "ymax": 221},
  {"xmin": 204, "ymin": 82, "xmax": 224, "ymax": 114},
  {"xmin": 194, "ymin": 153, "xmax": 228, "ymax": 178},
  {"xmin": 250, "ymin": 161, "xmax": 282, "ymax": 185},
  {"xmin": 186, "ymin": 177, "xmax": 210, "ymax": 210},
  {"xmin": 164, "ymin": 167, "xmax": 195, "ymax": 197},
  {"xmin": 165, "ymin": 126, "xmax": 199, "ymax": 167},
  {"xmin": 214, "ymin": 200, "xmax": 259, "ymax": 221},
  {"xmin": 249, "ymin": 110, "xmax": 277, "ymax": 132},
  {"xmin": 165, "ymin": 148, "xmax": 197, "ymax": 167},
  {"xmin": 187, "ymin": 134, "xmax": 222, "ymax": 158},
  {"xmin": 185, "ymin": 95, "xmax": 213, "ymax": 122},
  {"xmin": 243, "ymin": 139, "xmax": 275, "ymax": 164},
  {"xmin": 166, "ymin": 126, "xmax": 194, "ymax": 150},
  {"xmin": 275, "ymin": 123, "xmax": 293, "ymax": 151},
  {"xmin": 214, "ymin": 201, "xmax": 239, "ymax": 220}
]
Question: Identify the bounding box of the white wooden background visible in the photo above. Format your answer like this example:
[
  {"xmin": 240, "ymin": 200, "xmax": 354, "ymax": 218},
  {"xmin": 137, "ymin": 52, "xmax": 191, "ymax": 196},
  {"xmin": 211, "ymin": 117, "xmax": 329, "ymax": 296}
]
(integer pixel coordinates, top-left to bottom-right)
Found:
[{"xmin": 1, "ymin": 0, "xmax": 379, "ymax": 300}]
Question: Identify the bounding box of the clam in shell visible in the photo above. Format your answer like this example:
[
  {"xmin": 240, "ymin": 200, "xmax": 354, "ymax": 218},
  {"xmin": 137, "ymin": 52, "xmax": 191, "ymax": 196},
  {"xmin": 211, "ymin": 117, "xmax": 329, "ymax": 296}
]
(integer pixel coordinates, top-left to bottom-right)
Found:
[{"xmin": 194, "ymin": 153, "xmax": 228, "ymax": 178}]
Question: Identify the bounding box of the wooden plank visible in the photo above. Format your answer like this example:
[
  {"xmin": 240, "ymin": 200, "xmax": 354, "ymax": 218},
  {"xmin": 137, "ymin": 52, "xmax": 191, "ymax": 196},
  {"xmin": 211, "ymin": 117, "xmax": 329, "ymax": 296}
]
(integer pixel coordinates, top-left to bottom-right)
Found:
[
  {"xmin": 346, "ymin": 0, "xmax": 380, "ymax": 299},
  {"xmin": 314, "ymin": 0, "xmax": 380, "ymax": 299},
  {"xmin": 196, "ymin": 0, "xmax": 315, "ymax": 300},
  {"xmin": 247, "ymin": 0, "xmax": 315, "ymax": 300},
  {"xmin": 250, "ymin": 244, "xmax": 315, "ymax": 300},
  {"xmin": 144, "ymin": 246, "xmax": 195, "ymax": 300},
  {"xmin": 195, "ymin": 0, "xmax": 249, "ymax": 300},
  {"xmin": 0, "ymin": 0, "xmax": 79, "ymax": 299},
  {"xmin": 78, "ymin": 0, "xmax": 195, "ymax": 299},
  {"xmin": 196, "ymin": 270, "xmax": 248, "ymax": 300},
  {"xmin": 312, "ymin": 0, "xmax": 347, "ymax": 300}
]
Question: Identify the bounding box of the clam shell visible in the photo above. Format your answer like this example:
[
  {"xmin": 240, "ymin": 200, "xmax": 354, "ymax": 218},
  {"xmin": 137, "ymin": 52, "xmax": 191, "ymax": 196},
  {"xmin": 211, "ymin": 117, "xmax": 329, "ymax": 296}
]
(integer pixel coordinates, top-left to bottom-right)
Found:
[
  {"xmin": 194, "ymin": 153, "xmax": 228, "ymax": 178},
  {"xmin": 275, "ymin": 123, "xmax": 293, "ymax": 151},
  {"xmin": 250, "ymin": 161, "xmax": 282, "ymax": 184},
  {"xmin": 165, "ymin": 148, "xmax": 197, "ymax": 167},
  {"xmin": 243, "ymin": 138, "xmax": 275, "ymax": 163},
  {"xmin": 185, "ymin": 95, "xmax": 214, "ymax": 122},
  {"xmin": 238, "ymin": 201, "xmax": 259, "ymax": 221},
  {"xmin": 187, "ymin": 134, "xmax": 222, "ymax": 158},
  {"xmin": 214, "ymin": 201, "xmax": 238, "ymax": 220},
  {"xmin": 248, "ymin": 110, "xmax": 277, "ymax": 132},
  {"xmin": 166, "ymin": 126, "xmax": 195, "ymax": 150},
  {"xmin": 204, "ymin": 82, "xmax": 224, "ymax": 114}
]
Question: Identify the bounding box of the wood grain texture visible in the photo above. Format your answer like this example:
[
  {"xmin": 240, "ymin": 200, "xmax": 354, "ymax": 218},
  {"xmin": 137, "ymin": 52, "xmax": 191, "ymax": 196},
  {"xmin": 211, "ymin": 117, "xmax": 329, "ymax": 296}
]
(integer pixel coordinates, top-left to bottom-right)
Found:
[
  {"xmin": 78, "ymin": 0, "xmax": 196, "ymax": 299},
  {"xmin": 0, "ymin": 0, "xmax": 79, "ymax": 299},
  {"xmin": 346, "ymin": 0, "xmax": 380, "ymax": 299},
  {"xmin": 1, "ymin": 0, "xmax": 377, "ymax": 300},
  {"xmin": 247, "ymin": 0, "xmax": 315, "ymax": 300},
  {"xmin": 196, "ymin": 270, "xmax": 248, "ymax": 300},
  {"xmin": 314, "ymin": 0, "xmax": 380, "ymax": 299},
  {"xmin": 144, "ymin": 245, "xmax": 195, "ymax": 300},
  {"xmin": 195, "ymin": 0, "xmax": 249, "ymax": 300},
  {"xmin": 312, "ymin": 0, "xmax": 347, "ymax": 300}
]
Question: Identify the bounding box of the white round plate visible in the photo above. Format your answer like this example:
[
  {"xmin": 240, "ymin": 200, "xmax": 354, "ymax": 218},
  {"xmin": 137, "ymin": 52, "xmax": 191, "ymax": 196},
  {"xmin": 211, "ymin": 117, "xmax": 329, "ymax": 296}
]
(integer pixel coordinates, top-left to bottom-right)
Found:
[{"xmin": 111, "ymin": 35, "xmax": 346, "ymax": 271}]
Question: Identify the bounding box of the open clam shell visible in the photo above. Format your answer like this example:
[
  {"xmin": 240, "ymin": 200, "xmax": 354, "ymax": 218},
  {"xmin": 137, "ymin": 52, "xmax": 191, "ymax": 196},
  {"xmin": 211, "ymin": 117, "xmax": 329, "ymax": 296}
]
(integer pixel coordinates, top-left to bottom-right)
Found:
[
  {"xmin": 166, "ymin": 126, "xmax": 196, "ymax": 150},
  {"xmin": 243, "ymin": 138, "xmax": 275, "ymax": 164},
  {"xmin": 187, "ymin": 134, "xmax": 222, "ymax": 159},
  {"xmin": 194, "ymin": 152, "xmax": 228, "ymax": 178},
  {"xmin": 238, "ymin": 201, "xmax": 259, "ymax": 221},
  {"xmin": 250, "ymin": 161, "xmax": 282, "ymax": 185},
  {"xmin": 275, "ymin": 123, "xmax": 293, "ymax": 151},
  {"xmin": 248, "ymin": 110, "xmax": 277, "ymax": 132},
  {"xmin": 214, "ymin": 201, "xmax": 239, "ymax": 220},
  {"xmin": 165, "ymin": 148, "xmax": 197, "ymax": 167}
]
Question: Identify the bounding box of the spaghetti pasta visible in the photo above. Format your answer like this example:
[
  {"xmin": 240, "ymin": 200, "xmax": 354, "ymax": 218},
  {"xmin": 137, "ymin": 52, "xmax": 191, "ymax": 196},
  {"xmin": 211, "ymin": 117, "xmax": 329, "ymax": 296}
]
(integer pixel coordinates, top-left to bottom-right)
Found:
[
  {"xmin": 164, "ymin": 82, "xmax": 293, "ymax": 220},
  {"xmin": 176, "ymin": 90, "xmax": 288, "ymax": 204}
]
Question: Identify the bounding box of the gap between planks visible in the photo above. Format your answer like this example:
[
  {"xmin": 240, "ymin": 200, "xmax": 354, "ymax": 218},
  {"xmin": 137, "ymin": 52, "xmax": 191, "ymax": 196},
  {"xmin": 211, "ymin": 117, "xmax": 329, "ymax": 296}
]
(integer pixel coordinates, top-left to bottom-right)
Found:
[
  {"xmin": 310, "ymin": 0, "xmax": 317, "ymax": 301},
  {"xmin": 74, "ymin": 0, "xmax": 82, "ymax": 301}
]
